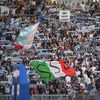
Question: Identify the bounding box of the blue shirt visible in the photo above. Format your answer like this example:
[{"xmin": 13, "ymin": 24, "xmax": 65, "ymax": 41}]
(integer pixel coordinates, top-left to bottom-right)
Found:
[{"xmin": 5, "ymin": 87, "xmax": 10, "ymax": 94}]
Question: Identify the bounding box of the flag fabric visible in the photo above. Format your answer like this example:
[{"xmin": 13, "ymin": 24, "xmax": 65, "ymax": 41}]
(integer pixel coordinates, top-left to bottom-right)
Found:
[
  {"xmin": 18, "ymin": 64, "xmax": 30, "ymax": 100},
  {"xmin": 15, "ymin": 23, "xmax": 39, "ymax": 49},
  {"xmin": 59, "ymin": 60, "xmax": 76, "ymax": 76},
  {"xmin": 31, "ymin": 61, "xmax": 54, "ymax": 84},
  {"xmin": 30, "ymin": 60, "xmax": 76, "ymax": 84},
  {"xmin": 12, "ymin": 64, "xmax": 30, "ymax": 100},
  {"xmin": 15, "ymin": 44, "xmax": 23, "ymax": 49}
]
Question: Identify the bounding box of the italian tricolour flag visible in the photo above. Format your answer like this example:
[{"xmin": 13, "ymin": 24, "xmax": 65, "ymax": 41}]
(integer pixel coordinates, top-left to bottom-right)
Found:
[{"xmin": 30, "ymin": 60, "xmax": 76, "ymax": 84}]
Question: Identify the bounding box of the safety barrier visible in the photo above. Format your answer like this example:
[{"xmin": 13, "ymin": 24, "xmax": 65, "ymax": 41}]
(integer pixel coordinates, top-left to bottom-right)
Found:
[
  {"xmin": 31, "ymin": 94, "xmax": 100, "ymax": 100},
  {"xmin": 0, "ymin": 95, "xmax": 12, "ymax": 100},
  {"xmin": 0, "ymin": 94, "xmax": 100, "ymax": 100}
]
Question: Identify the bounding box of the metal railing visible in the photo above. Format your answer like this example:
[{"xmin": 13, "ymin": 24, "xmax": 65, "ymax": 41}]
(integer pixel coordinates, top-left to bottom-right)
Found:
[
  {"xmin": 31, "ymin": 94, "xmax": 100, "ymax": 100},
  {"xmin": 0, "ymin": 94, "xmax": 100, "ymax": 100},
  {"xmin": 0, "ymin": 95, "xmax": 12, "ymax": 100}
]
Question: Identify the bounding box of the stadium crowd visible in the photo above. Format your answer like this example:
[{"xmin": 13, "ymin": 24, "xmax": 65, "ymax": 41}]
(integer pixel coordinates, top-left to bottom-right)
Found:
[{"xmin": 0, "ymin": 0, "xmax": 100, "ymax": 99}]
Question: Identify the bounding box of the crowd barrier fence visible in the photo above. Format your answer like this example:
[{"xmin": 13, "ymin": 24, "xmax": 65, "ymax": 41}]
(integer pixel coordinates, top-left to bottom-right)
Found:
[{"xmin": 0, "ymin": 94, "xmax": 100, "ymax": 100}]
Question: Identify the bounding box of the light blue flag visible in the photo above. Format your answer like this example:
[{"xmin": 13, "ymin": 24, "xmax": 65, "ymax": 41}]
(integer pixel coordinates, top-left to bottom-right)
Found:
[{"xmin": 15, "ymin": 22, "xmax": 39, "ymax": 49}]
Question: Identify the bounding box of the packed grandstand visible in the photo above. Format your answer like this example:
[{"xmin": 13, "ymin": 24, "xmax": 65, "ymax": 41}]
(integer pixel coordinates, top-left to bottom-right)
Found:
[{"xmin": 0, "ymin": 0, "xmax": 100, "ymax": 100}]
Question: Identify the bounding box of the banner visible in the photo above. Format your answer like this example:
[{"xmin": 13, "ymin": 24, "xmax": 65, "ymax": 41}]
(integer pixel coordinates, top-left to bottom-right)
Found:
[
  {"xmin": 59, "ymin": 10, "xmax": 70, "ymax": 22},
  {"xmin": 0, "ymin": 6, "xmax": 9, "ymax": 15},
  {"xmin": 0, "ymin": 6, "xmax": 17, "ymax": 15}
]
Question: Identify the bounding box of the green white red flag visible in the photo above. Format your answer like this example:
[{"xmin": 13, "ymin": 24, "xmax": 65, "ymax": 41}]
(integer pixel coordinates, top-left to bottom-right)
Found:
[{"xmin": 30, "ymin": 60, "xmax": 76, "ymax": 84}]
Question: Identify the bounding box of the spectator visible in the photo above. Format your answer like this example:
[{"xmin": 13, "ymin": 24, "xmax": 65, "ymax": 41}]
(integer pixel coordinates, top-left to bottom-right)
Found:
[{"xmin": 0, "ymin": 0, "xmax": 100, "ymax": 97}]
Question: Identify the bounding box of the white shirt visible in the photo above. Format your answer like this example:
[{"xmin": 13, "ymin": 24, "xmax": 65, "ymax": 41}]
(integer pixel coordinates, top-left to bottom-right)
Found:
[
  {"xmin": 85, "ymin": 78, "xmax": 91, "ymax": 85},
  {"xmin": 65, "ymin": 76, "xmax": 71, "ymax": 82},
  {"xmin": 76, "ymin": 71, "xmax": 81, "ymax": 76},
  {"xmin": 82, "ymin": 66, "xmax": 86, "ymax": 74},
  {"xmin": 84, "ymin": 75, "xmax": 91, "ymax": 85},
  {"xmin": 91, "ymin": 67, "xmax": 96, "ymax": 72},
  {"xmin": 80, "ymin": 4, "xmax": 85, "ymax": 11}
]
